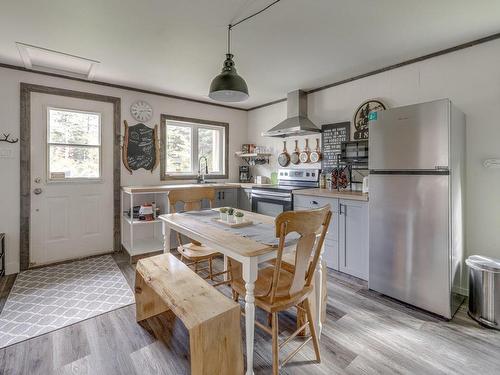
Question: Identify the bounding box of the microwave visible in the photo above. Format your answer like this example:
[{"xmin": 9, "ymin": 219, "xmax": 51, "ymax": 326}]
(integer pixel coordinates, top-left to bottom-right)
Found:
[{"xmin": 340, "ymin": 140, "xmax": 368, "ymax": 164}]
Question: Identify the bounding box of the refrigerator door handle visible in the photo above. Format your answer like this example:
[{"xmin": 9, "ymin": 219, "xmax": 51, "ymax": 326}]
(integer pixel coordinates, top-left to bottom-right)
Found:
[{"xmin": 435, "ymin": 166, "xmax": 449, "ymax": 171}]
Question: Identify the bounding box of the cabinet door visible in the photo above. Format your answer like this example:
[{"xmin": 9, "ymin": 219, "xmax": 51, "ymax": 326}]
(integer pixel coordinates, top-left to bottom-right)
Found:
[
  {"xmin": 238, "ymin": 188, "xmax": 252, "ymax": 211},
  {"xmin": 294, "ymin": 196, "xmax": 339, "ymax": 271},
  {"xmin": 214, "ymin": 189, "xmax": 224, "ymax": 207},
  {"xmin": 324, "ymin": 238, "xmax": 339, "ymax": 270},
  {"xmin": 214, "ymin": 189, "xmax": 237, "ymax": 208},
  {"xmin": 222, "ymin": 189, "xmax": 237, "ymax": 207},
  {"xmin": 339, "ymin": 199, "xmax": 369, "ymax": 280}
]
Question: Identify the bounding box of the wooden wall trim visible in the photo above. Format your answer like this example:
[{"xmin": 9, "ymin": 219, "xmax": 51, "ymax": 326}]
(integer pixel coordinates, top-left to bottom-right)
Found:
[
  {"xmin": 159, "ymin": 114, "xmax": 229, "ymax": 181},
  {"xmin": 0, "ymin": 62, "xmax": 245, "ymax": 112},
  {"xmin": 247, "ymin": 31, "xmax": 500, "ymax": 111},
  {"xmin": 4, "ymin": 31, "xmax": 500, "ymax": 114},
  {"xmin": 19, "ymin": 83, "xmax": 121, "ymax": 271}
]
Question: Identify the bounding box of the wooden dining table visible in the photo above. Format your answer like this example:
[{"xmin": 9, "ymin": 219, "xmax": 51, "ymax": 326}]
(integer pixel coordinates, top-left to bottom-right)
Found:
[{"xmin": 159, "ymin": 209, "xmax": 325, "ymax": 375}]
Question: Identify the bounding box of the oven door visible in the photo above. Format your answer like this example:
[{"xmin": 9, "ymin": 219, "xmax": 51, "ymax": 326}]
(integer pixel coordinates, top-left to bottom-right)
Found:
[{"xmin": 251, "ymin": 190, "xmax": 293, "ymax": 216}]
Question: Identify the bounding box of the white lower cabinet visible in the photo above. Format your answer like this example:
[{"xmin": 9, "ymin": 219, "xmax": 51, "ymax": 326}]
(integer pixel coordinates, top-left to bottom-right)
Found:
[
  {"xmin": 237, "ymin": 188, "xmax": 252, "ymax": 211},
  {"xmin": 294, "ymin": 194, "xmax": 369, "ymax": 280},
  {"xmin": 324, "ymin": 238, "xmax": 339, "ymax": 270},
  {"xmin": 294, "ymin": 196, "xmax": 339, "ymax": 271},
  {"xmin": 214, "ymin": 188, "xmax": 237, "ymax": 208},
  {"xmin": 338, "ymin": 199, "xmax": 369, "ymax": 280}
]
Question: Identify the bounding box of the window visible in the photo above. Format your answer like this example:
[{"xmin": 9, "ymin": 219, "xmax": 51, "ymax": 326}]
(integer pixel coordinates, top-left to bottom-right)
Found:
[
  {"xmin": 161, "ymin": 115, "xmax": 228, "ymax": 180},
  {"xmin": 47, "ymin": 108, "xmax": 101, "ymax": 180}
]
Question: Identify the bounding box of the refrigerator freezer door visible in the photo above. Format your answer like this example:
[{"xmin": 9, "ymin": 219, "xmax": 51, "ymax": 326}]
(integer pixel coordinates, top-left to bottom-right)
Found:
[
  {"xmin": 369, "ymin": 174, "xmax": 451, "ymax": 318},
  {"xmin": 369, "ymin": 99, "xmax": 449, "ymax": 171}
]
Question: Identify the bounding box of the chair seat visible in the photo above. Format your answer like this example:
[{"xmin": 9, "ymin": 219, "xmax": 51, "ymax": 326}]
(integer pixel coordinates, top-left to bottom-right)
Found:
[
  {"xmin": 178, "ymin": 243, "xmax": 219, "ymax": 261},
  {"xmin": 232, "ymin": 266, "xmax": 311, "ymax": 313}
]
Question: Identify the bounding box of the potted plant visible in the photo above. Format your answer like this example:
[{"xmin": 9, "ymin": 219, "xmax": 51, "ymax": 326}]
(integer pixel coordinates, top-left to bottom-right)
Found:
[
  {"xmin": 219, "ymin": 207, "xmax": 228, "ymax": 221},
  {"xmin": 234, "ymin": 211, "xmax": 245, "ymax": 224},
  {"xmin": 227, "ymin": 207, "xmax": 235, "ymax": 223}
]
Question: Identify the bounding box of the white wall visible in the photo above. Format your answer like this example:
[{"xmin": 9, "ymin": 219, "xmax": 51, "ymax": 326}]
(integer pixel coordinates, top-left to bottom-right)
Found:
[
  {"xmin": 248, "ymin": 39, "xmax": 500, "ymax": 290},
  {"xmin": 0, "ymin": 67, "xmax": 247, "ymax": 274},
  {"xmin": 2, "ymin": 38, "xmax": 500, "ymax": 281}
]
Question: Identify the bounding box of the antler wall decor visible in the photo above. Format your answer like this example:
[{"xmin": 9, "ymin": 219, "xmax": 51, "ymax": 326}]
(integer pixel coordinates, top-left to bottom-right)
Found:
[{"xmin": 0, "ymin": 133, "xmax": 19, "ymax": 144}]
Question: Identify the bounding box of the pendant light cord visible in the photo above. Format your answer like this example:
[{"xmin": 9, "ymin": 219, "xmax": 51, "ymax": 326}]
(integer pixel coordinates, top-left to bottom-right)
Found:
[
  {"xmin": 230, "ymin": 0, "xmax": 281, "ymax": 29},
  {"xmin": 227, "ymin": 0, "xmax": 281, "ymax": 54}
]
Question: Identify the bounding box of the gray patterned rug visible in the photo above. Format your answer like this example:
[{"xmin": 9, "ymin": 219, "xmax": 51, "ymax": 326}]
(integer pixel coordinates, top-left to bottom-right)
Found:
[{"xmin": 0, "ymin": 255, "xmax": 134, "ymax": 349}]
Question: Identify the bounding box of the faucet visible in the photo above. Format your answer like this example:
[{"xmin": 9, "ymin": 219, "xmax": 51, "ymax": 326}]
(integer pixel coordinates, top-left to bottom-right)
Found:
[{"xmin": 197, "ymin": 155, "xmax": 209, "ymax": 183}]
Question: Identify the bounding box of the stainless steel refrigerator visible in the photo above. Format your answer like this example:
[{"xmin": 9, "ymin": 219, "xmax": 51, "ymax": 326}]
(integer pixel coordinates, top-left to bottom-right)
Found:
[{"xmin": 368, "ymin": 99, "xmax": 465, "ymax": 319}]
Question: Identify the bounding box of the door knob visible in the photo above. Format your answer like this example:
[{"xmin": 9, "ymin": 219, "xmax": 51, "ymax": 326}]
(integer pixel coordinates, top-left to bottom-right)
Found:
[{"xmin": 33, "ymin": 188, "xmax": 42, "ymax": 195}]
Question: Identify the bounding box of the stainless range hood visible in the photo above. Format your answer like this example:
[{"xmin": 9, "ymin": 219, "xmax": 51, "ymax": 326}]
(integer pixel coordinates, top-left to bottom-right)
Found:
[{"xmin": 262, "ymin": 90, "xmax": 321, "ymax": 138}]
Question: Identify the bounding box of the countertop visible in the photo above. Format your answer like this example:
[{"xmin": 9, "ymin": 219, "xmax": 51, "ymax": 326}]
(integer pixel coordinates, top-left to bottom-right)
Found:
[
  {"xmin": 293, "ymin": 188, "xmax": 369, "ymax": 201},
  {"xmin": 121, "ymin": 182, "xmax": 272, "ymax": 193}
]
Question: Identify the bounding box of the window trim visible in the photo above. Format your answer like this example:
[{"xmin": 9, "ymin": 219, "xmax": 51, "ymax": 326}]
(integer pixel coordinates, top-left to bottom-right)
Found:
[
  {"xmin": 160, "ymin": 114, "xmax": 229, "ymax": 181},
  {"xmin": 46, "ymin": 106, "xmax": 103, "ymax": 182}
]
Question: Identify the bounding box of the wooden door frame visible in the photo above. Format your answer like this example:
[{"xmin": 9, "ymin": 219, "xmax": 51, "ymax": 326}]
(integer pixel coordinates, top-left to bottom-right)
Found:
[{"xmin": 20, "ymin": 83, "xmax": 121, "ymax": 271}]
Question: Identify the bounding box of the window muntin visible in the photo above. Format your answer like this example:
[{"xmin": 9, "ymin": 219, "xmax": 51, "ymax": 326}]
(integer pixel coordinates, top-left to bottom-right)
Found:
[{"xmin": 47, "ymin": 108, "xmax": 101, "ymax": 180}]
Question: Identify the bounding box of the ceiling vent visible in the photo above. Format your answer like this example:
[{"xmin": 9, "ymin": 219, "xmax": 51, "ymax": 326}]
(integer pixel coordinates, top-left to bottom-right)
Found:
[{"xmin": 16, "ymin": 42, "xmax": 100, "ymax": 80}]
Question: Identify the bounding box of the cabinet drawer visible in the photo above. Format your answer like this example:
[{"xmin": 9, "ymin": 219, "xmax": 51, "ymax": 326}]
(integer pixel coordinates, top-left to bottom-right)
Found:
[
  {"xmin": 294, "ymin": 195, "xmax": 338, "ymax": 212},
  {"xmin": 295, "ymin": 205, "xmax": 339, "ymax": 242}
]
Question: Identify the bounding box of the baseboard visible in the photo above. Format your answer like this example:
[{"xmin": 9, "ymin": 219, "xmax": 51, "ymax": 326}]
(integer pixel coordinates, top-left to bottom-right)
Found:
[{"xmin": 5, "ymin": 262, "xmax": 20, "ymax": 276}]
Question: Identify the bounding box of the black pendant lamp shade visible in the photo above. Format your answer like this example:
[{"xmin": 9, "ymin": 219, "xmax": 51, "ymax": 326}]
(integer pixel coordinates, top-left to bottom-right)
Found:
[
  {"xmin": 209, "ymin": 26, "xmax": 249, "ymax": 102},
  {"xmin": 209, "ymin": 53, "xmax": 249, "ymax": 102}
]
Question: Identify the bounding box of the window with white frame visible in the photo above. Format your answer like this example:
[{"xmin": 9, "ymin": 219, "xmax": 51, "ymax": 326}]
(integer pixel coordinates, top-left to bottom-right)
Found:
[
  {"xmin": 161, "ymin": 115, "xmax": 228, "ymax": 179},
  {"xmin": 47, "ymin": 108, "xmax": 101, "ymax": 180}
]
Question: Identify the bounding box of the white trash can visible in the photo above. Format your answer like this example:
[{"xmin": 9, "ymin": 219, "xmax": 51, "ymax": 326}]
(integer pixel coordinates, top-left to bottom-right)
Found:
[{"xmin": 465, "ymin": 255, "xmax": 500, "ymax": 330}]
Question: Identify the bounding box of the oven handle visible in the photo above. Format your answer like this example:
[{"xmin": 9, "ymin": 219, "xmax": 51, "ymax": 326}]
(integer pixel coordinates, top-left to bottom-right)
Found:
[
  {"xmin": 252, "ymin": 190, "xmax": 292, "ymax": 198},
  {"xmin": 251, "ymin": 193, "xmax": 292, "ymax": 202}
]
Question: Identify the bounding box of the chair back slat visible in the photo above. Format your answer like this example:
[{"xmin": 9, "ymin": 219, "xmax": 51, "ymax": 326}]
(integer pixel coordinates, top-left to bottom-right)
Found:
[
  {"xmin": 167, "ymin": 187, "xmax": 215, "ymax": 213},
  {"xmin": 271, "ymin": 206, "xmax": 332, "ymax": 302},
  {"xmin": 289, "ymin": 233, "xmax": 317, "ymax": 295}
]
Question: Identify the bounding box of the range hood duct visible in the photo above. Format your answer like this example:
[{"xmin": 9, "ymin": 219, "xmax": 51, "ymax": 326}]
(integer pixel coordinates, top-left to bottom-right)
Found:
[{"xmin": 262, "ymin": 90, "xmax": 321, "ymax": 138}]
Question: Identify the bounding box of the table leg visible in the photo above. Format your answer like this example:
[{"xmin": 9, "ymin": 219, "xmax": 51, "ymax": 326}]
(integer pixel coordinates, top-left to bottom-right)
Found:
[
  {"xmin": 223, "ymin": 255, "xmax": 229, "ymax": 282},
  {"xmin": 315, "ymin": 247, "xmax": 324, "ymax": 337},
  {"xmin": 162, "ymin": 223, "xmax": 171, "ymax": 253},
  {"xmin": 242, "ymin": 258, "xmax": 258, "ymax": 375}
]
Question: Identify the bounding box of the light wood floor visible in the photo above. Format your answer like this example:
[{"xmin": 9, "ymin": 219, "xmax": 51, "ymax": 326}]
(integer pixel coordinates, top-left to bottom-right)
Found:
[{"xmin": 0, "ymin": 252, "xmax": 499, "ymax": 375}]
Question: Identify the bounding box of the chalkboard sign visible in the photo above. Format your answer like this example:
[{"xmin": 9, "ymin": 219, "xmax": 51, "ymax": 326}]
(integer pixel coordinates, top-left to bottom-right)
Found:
[
  {"xmin": 122, "ymin": 121, "xmax": 159, "ymax": 173},
  {"xmin": 321, "ymin": 122, "xmax": 350, "ymax": 172}
]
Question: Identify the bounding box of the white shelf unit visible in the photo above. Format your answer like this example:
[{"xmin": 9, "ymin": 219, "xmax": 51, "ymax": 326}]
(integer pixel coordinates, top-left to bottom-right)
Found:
[
  {"xmin": 234, "ymin": 152, "xmax": 272, "ymax": 165},
  {"xmin": 121, "ymin": 189, "xmax": 168, "ymax": 258}
]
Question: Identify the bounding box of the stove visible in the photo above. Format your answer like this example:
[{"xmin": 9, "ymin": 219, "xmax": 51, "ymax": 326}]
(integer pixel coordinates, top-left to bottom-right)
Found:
[{"xmin": 251, "ymin": 169, "xmax": 320, "ymax": 215}]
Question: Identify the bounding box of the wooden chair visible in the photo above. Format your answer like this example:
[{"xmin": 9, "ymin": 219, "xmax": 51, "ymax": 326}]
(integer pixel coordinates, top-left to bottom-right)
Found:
[
  {"xmin": 167, "ymin": 187, "xmax": 222, "ymax": 282},
  {"xmin": 229, "ymin": 206, "xmax": 332, "ymax": 375}
]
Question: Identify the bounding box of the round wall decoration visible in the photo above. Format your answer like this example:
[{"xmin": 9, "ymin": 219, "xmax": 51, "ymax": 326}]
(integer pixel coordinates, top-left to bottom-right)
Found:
[
  {"xmin": 353, "ymin": 99, "xmax": 386, "ymax": 140},
  {"xmin": 130, "ymin": 100, "xmax": 153, "ymax": 122}
]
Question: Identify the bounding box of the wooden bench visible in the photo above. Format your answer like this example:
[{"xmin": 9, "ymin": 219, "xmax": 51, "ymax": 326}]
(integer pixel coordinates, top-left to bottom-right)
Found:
[{"xmin": 135, "ymin": 254, "xmax": 243, "ymax": 375}]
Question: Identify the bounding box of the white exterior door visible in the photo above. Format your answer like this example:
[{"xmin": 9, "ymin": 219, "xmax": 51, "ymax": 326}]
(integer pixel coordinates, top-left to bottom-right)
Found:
[{"xmin": 30, "ymin": 93, "xmax": 114, "ymax": 266}]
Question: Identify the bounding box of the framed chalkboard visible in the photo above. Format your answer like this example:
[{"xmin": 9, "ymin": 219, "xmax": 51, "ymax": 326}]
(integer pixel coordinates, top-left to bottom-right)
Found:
[
  {"xmin": 122, "ymin": 121, "xmax": 160, "ymax": 174},
  {"xmin": 321, "ymin": 122, "xmax": 350, "ymax": 172}
]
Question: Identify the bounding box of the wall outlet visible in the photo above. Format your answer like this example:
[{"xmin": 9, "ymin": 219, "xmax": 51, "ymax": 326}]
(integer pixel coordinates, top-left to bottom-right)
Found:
[{"xmin": 0, "ymin": 148, "xmax": 13, "ymax": 158}]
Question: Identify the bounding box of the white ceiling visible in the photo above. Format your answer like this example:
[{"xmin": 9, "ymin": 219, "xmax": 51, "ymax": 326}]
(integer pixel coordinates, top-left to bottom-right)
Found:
[{"xmin": 0, "ymin": 0, "xmax": 499, "ymax": 109}]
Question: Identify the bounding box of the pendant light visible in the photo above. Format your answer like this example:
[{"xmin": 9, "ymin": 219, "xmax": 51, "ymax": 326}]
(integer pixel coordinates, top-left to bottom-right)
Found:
[
  {"xmin": 209, "ymin": 0, "xmax": 281, "ymax": 103},
  {"xmin": 209, "ymin": 25, "xmax": 249, "ymax": 102}
]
